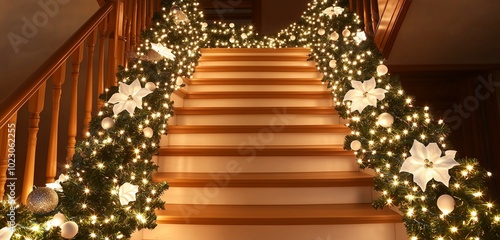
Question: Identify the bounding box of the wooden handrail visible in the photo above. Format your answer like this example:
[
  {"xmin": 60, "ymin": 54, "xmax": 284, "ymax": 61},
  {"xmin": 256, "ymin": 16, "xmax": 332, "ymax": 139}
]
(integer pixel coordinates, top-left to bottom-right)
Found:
[
  {"xmin": 349, "ymin": 0, "xmax": 411, "ymax": 58},
  {"xmin": 0, "ymin": 0, "xmax": 115, "ymax": 129}
]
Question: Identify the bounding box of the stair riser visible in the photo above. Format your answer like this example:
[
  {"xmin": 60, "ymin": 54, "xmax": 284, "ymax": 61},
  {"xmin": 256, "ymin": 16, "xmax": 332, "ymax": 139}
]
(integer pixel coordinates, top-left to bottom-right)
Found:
[
  {"xmin": 187, "ymin": 84, "xmax": 327, "ymax": 92},
  {"xmin": 200, "ymin": 52, "xmax": 310, "ymax": 57},
  {"xmin": 183, "ymin": 98, "xmax": 332, "ymax": 107},
  {"xmin": 164, "ymin": 133, "xmax": 346, "ymax": 146},
  {"xmin": 193, "ymin": 72, "xmax": 323, "ymax": 79},
  {"xmin": 168, "ymin": 114, "xmax": 340, "ymax": 126},
  {"xmin": 140, "ymin": 224, "xmax": 401, "ymax": 240},
  {"xmin": 198, "ymin": 61, "xmax": 315, "ymax": 67},
  {"xmin": 155, "ymin": 156, "xmax": 358, "ymax": 173},
  {"xmin": 162, "ymin": 187, "xmax": 372, "ymax": 205}
]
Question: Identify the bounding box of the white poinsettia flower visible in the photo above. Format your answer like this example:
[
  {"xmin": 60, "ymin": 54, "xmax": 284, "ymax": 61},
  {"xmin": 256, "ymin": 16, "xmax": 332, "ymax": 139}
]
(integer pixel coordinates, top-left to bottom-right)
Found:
[
  {"xmin": 151, "ymin": 42, "xmax": 176, "ymax": 60},
  {"xmin": 46, "ymin": 182, "xmax": 62, "ymax": 191},
  {"xmin": 173, "ymin": 10, "xmax": 190, "ymax": 25},
  {"xmin": 118, "ymin": 183, "xmax": 139, "ymax": 205},
  {"xmin": 0, "ymin": 227, "xmax": 14, "ymax": 240},
  {"xmin": 400, "ymin": 140, "xmax": 460, "ymax": 192},
  {"xmin": 46, "ymin": 174, "xmax": 70, "ymax": 192},
  {"xmin": 108, "ymin": 80, "xmax": 152, "ymax": 116},
  {"xmin": 354, "ymin": 31, "xmax": 367, "ymax": 43},
  {"xmin": 58, "ymin": 173, "xmax": 69, "ymax": 182},
  {"xmin": 343, "ymin": 77, "xmax": 387, "ymax": 113},
  {"xmin": 323, "ymin": 6, "xmax": 344, "ymax": 17}
]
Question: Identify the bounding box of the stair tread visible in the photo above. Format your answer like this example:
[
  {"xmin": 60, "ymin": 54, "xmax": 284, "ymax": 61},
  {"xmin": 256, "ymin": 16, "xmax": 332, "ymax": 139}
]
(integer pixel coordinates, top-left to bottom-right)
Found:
[
  {"xmin": 156, "ymin": 203, "xmax": 402, "ymax": 225},
  {"xmin": 196, "ymin": 66, "xmax": 318, "ymax": 72},
  {"xmin": 159, "ymin": 145, "xmax": 351, "ymax": 156},
  {"xmin": 173, "ymin": 107, "xmax": 338, "ymax": 115},
  {"xmin": 167, "ymin": 125, "xmax": 349, "ymax": 134},
  {"xmin": 184, "ymin": 91, "xmax": 331, "ymax": 99},
  {"xmin": 154, "ymin": 171, "xmax": 373, "ymax": 187}
]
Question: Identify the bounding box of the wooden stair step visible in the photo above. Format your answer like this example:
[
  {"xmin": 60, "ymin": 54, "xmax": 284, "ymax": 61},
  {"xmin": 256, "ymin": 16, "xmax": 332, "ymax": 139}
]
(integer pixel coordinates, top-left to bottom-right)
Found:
[
  {"xmin": 173, "ymin": 107, "xmax": 337, "ymax": 115},
  {"xmin": 199, "ymin": 55, "xmax": 310, "ymax": 62},
  {"xmin": 185, "ymin": 78, "xmax": 324, "ymax": 85},
  {"xmin": 184, "ymin": 91, "xmax": 331, "ymax": 99},
  {"xmin": 167, "ymin": 125, "xmax": 350, "ymax": 134},
  {"xmin": 201, "ymin": 48, "xmax": 311, "ymax": 55},
  {"xmin": 158, "ymin": 145, "xmax": 351, "ymax": 156},
  {"xmin": 153, "ymin": 171, "xmax": 373, "ymax": 187},
  {"xmin": 156, "ymin": 204, "xmax": 403, "ymax": 225},
  {"xmin": 195, "ymin": 66, "xmax": 318, "ymax": 72}
]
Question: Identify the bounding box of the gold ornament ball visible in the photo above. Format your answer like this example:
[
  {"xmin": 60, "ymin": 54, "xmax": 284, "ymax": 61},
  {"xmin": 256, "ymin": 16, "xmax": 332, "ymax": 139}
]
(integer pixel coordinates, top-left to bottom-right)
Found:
[
  {"xmin": 377, "ymin": 64, "xmax": 389, "ymax": 76},
  {"xmin": 350, "ymin": 140, "xmax": 362, "ymax": 151},
  {"xmin": 330, "ymin": 32, "xmax": 339, "ymax": 41},
  {"xmin": 318, "ymin": 28, "xmax": 326, "ymax": 35},
  {"xmin": 26, "ymin": 187, "xmax": 59, "ymax": 215},
  {"xmin": 342, "ymin": 29, "xmax": 351, "ymax": 37},
  {"xmin": 145, "ymin": 82, "xmax": 156, "ymax": 91},
  {"xmin": 378, "ymin": 113, "xmax": 394, "ymax": 128},
  {"xmin": 101, "ymin": 117, "xmax": 115, "ymax": 130},
  {"xmin": 51, "ymin": 212, "xmax": 66, "ymax": 227},
  {"xmin": 329, "ymin": 60, "xmax": 337, "ymax": 68},
  {"xmin": 437, "ymin": 194, "xmax": 455, "ymax": 215},
  {"xmin": 176, "ymin": 77, "xmax": 184, "ymax": 86},
  {"xmin": 60, "ymin": 221, "xmax": 79, "ymax": 239},
  {"xmin": 143, "ymin": 127, "xmax": 154, "ymax": 138}
]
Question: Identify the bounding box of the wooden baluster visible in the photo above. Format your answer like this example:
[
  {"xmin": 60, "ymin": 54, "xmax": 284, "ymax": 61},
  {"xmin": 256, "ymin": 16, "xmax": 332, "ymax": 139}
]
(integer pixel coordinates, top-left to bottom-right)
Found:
[
  {"xmin": 155, "ymin": 0, "xmax": 161, "ymax": 12},
  {"xmin": 97, "ymin": 20, "xmax": 108, "ymax": 110},
  {"xmin": 141, "ymin": 0, "xmax": 147, "ymax": 33},
  {"xmin": 136, "ymin": 0, "xmax": 143, "ymax": 46},
  {"xmin": 83, "ymin": 30, "xmax": 98, "ymax": 137},
  {"xmin": 46, "ymin": 64, "xmax": 67, "ymax": 183},
  {"xmin": 0, "ymin": 114, "xmax": 17, "ymax": 198},
  {"xmin": 147, "ymin": 0, "xmax": 154, "ymax": 27},
  {"xmin": 124, "ymin": 18, "xmax": 131, "ymax": 68},
  {"xmin": 21, "ymin": 83, "xmax": 47, "ymax": 203},
  {"xmin": 349, "ymin": 0, "xmax": 357, "ymax": 13},
  {"xmin": 124, "ymin": 1, "xmax": 132, "ymax": 67},
  {"xmin": 363, "ymin": 0, "xmax": 373, "ymax": 36},
  {"xmin": 117, "ymin": 0, "xmax": 126, "ymax": 67},
  {"xmin": 66, "ymin": 45, "xmax": 84, "ymax": 163},
  {"xmin": 356, "ymin": 1, "xmax": 364, "ymax": 19},
  {"xmin": 107, "ymin": 0, "xmax": 125, "ymax": 87},
  {"xmin": 130, "ymin": 0, "xmax": 138, "ymax": 52},
  {"xmin": 107, "ymin": 6, "xmax": 118, "ymax": 87},
  {"xmin": 370, "ymin": 0, "xmax": 380, "ymax": 33}
]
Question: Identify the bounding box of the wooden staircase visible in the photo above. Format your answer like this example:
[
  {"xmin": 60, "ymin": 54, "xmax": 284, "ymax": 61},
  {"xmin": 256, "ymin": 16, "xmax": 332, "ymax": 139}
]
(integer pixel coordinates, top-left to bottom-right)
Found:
[{"xmin": 140, "ymin": 48, "xmax": 406, "ymax": 240}]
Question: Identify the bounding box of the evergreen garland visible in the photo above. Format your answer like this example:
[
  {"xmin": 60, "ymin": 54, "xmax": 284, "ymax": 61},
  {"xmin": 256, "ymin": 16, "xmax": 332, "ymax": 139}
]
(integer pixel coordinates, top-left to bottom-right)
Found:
[{"xmin": 1, "ymin": 0, "xmax": 499, "ymax": 239}]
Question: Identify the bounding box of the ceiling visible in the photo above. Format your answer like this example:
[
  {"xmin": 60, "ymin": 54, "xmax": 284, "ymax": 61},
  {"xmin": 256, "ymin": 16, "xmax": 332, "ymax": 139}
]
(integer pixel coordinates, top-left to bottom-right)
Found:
[{"xmin": 386, "ymin": 0, "xmax": 500, "ymax": 66}]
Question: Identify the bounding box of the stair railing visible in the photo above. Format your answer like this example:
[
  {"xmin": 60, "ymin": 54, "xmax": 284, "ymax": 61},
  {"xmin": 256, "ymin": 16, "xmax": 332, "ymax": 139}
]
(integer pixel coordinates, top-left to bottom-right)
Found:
[
  {"xmin": 0, "ymin": 0, "xmax": 161, "ymax": 203},
  {"xmin": 349, "ymin": 0, "xmax": 411, "ymax": 58}
]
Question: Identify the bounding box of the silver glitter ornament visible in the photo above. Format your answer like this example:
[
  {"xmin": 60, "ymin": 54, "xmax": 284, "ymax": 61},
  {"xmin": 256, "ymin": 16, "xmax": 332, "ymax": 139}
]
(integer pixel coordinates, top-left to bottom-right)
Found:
[{"xmin": 26, "ymin": 187, "xmax": 59, "ymax": 215}]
